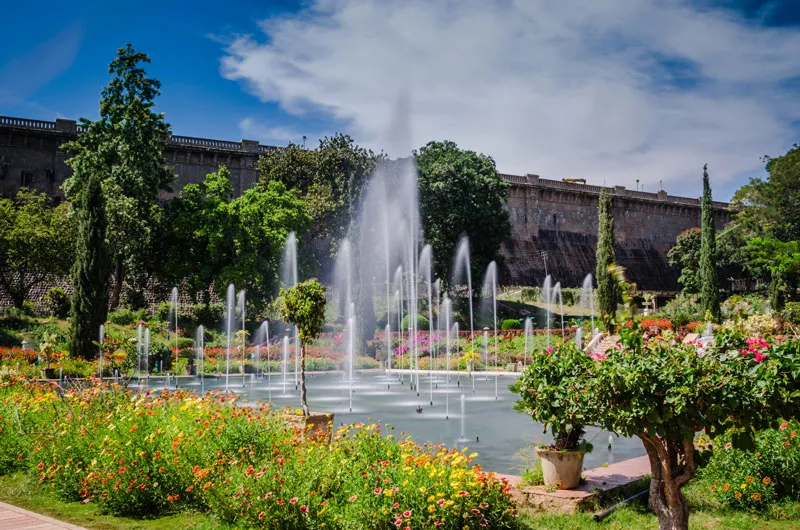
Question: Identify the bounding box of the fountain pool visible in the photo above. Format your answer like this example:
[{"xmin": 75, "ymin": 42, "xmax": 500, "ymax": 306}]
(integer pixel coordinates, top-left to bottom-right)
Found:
[{"xmin": 136, "ymin": 371, "xmax": 645, "ymax": 475}]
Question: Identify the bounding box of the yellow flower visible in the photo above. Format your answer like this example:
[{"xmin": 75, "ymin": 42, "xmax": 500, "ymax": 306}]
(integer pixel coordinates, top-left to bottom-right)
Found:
[
  {"xmin": 419, "ymin": 486, "xmax": 427, "ymax": 493},
  {"xmin": 740, "ymin": 484, "xmax": 747, "ymax": 489}
]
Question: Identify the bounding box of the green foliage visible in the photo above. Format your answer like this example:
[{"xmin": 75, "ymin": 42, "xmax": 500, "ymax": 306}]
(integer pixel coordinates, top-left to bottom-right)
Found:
[
  {"xmin": 700, "ymin": 165, "xmax": 722, "ymax": 322},
  {"xmin": 0, "ymin": 190, "xmax": 75, "ymax": 308},
  {"xmin": 513, "ymin": 336, "xmax": 800, "ymax": 529},
  {"xmin": 414, "ymin": 140, "xmax": 511, "ymax": 282},
  {"xmin": 501, "ymin": 319, "xmax": 521, "ymax": 330},
  {"xmin": 668, "ymin": 227, "xmax": 702, "ymax": 294},
  {"xmin": 62, "ymin": 44, "xmax": 172, "ymax": 308},
  {"xmin": 744, "ymin": 238, "xmax": 800, "ymax": 310},
  {"xmin": 107, "ymin": 307, "xmax": 148, "ymax": 326},
  {"xmin": 41, "ymin": 287, "xmax": 71, "ymax": 319},
  {"xmin": 69, "ymin": 174, "xmax": 111, "ymax": 360},
  {"xmin": 595, "ymin": 190, "xmax": 620, "ymax": 331},
  {"xmin": 781, "ymin": 302, "xmax": 800, "ymax": 324},
  {"xmin": 660, "ymin": 293, "xmax": 702, "ymax": 327},
  {"xmin": 164, "ymin": 169, "xmax": 309, "ymax": 311},
  {"xmin": 699, "ymin": 420, "xmax": 800, "ymax": 510},
  {"xmin": 400, "ymin": 313, "xmax": 429, "ymax": 331}
]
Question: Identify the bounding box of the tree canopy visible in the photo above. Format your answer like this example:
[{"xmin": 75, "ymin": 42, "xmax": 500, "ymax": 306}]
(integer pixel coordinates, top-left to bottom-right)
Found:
[
  {"xmin": 596, "ymin": 189, "xmax": 620, "ymax": 331},
  {"xmin": 62, "ymin": 43, "xmax": 172, "ymax": 308},
  {"xmin": 414, "ymin": 140, "xmax": 511, "ymax": 282},
  {"xmin": 0, "ymin": 190, "xmax": 74, "ymax": 308}
]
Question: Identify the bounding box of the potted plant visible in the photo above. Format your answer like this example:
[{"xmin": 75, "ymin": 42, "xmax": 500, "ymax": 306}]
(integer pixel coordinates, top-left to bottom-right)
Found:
[
  {"xmin": 39, "ymin": 332, "xmax": 59, "ymax": 379},
  {"xmin": 279, "ymin": 278, "xmax": 333, "ymax": 441},
  {"xmin": 535, "ymin": 427, "xmax": 593, "ymax": 489}
]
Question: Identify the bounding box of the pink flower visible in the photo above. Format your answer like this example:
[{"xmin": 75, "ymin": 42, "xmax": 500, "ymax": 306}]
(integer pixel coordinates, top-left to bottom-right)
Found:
[
  {"xmin": 374, "ymin": 487, "xmax": 383, "ymax": 495},
  {"xmin": 289, "ymin": 497, "xmax": 298, "ymax": 504},
  {"xmin": 754, "ymin": 352, "xmax": 767, "ymax": 363},
  {"xmin": 403, "ymin": 510, "xmax": 412, "ymax": 518},
  {"xmin": 394, "ymin": 519, "xmax": 403, "ymax": 527},
  {"xmin": 348, "ymin": 495, "xmax": 357, "ymax": 502},
  {"xmin": 299, "ymin": 505, "xmax": 309, "ymax": 513},
  {"xmin": 545, "ymin": 347, "xmax": 553, "ymax": 355},
  {"xmin": 589, "ymin": 353, "xmax": 607, "ymax": 361},
  {"xmin": 780, "ymin": 422, "xmax": 789, "ymax": 431},
  {"xmin": 615, "ymin": 343, "xmax": 622, "ymax": 349}
]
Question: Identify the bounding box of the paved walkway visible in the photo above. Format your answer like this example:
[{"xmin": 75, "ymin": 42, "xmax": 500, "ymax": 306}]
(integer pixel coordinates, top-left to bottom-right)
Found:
[{"xmin": 0, "ymin": 501, "xmax": 85, "ymax": 529}]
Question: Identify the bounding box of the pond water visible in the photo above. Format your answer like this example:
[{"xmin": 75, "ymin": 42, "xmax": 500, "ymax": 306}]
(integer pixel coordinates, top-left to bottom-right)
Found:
[{"xmin": 136, "ymin": 370, "xmax": 645, "ymax": 475}]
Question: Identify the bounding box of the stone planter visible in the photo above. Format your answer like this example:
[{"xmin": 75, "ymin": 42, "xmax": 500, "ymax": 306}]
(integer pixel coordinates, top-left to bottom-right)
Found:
[
  {"xmin": 286, "ymin": 412, "xmax": 334, "ymax": 443},
  {"xmin": 536, "ymin": 448, "xmax": 585, "ymax": 490}
]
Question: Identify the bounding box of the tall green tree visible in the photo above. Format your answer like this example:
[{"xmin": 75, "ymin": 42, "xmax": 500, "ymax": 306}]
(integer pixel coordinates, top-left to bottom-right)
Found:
[
  {"xmin": 744, "ymin": 238, "xmax": 800, "ymax": 310},
  {"xmin": 414, "ymin": 141, "xmax": 511, "ymax": 282},
  {"xmin": 63, "ymin": 44, "xmax": 172, "ymax": 309},
  {"xmin": 595, "ymin": 189, "xmax": 620, "ymax": 331},
  {"xmin": 667, "ymin": 227, "xmax": 702, "ymax": 294},
  {"xmin": 0, "ymin": 190, "xmax": 75, "ymax": 308},
  {"xmin": 699, "ymin": 165, "xmax": 721, "ymax": 322},
  {"xmin": 164, "ymin": 167, "xmax": 309, "ymax": 312},
  {"xmin": 69, "ymin": 174, "xmax": 111, "ymax": 360}
]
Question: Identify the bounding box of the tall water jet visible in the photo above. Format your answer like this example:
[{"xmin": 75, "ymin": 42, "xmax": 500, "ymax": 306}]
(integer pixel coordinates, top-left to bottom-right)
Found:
[
  {"xmin": 543, "ymin": 275, "xmax": 553, "ymax": 348},
  {"xmin": 137, "ymin": 322, "xmax": 143, "ymax": 378},
  {"xmin": 261, "ymin": 321, "xmax": 271, "ymax": 402},
  {"xmin": 452, "ymin": 236, "xmax": 474, "ymax": 373},
  {"xmin": 553, "ymin": 282, "xmax": 564, "ymax": 339},
  {"xmin": 348, "ymin": 316, "xmax": 355, "ymax": 412},
  {"xmin": 385, "ymin": 323, "xmax": 392, "ymax": 388},
  {"xmin": 459, "ymin": 394, "xmax": 468, "ymax": 443},
  {"xmin": 237, "ymin": 289, "xmax": 246, "ymax": 386},
  {"xmin": 393, "ymin": 266, "xmax": 404, "ymax": 384},
  {"xmin": 98, "ymin": 324, "xmax": 104, "ymax": 378},
  {"xmin": 481, "ymin": 260, "xmax": 499, "ymax": 396},
  {"xmin": 282, "ymin": 335, "xmax": 289, "ymax": 395},
  {"xmin": 419, "ymin": 244, "xmax": 434, "ymax": 397},
  {"xmin": 523, "ymin": 317, "xmax": 533, "ymax": 367},
  {"xmin": 281, "ymin": 233, "xmax": 300, "ymax": 388},
  {"xmin": 169, "ymin": 287, "xmax": 179, "ymax": 379},
  {"xmin": 581, "ymin": 274, "xmax": 595, "ymax": 334},
  {"xmin": 441, "ymin": 296, "xmax": 452, "ymax": 419},
  {"xmin": 144, "ymin": 328, "xmax": 150, "ymax": 380},
  {"xmin": 575, "ymin": 327, "xmax": 583, "ymax": 348},
  {"xmin": 224, "ymin": 284, "xmax": 235, "ymax": 391},
  {"xmin": 196, "ymin": 325, "xmax": 204, "ymax": 394}
]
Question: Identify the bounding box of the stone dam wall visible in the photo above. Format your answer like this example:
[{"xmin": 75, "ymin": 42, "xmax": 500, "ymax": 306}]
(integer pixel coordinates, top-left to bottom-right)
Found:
[{"xmin": 0, "ymin": 116, "xmax": 731, "ymax": 292}]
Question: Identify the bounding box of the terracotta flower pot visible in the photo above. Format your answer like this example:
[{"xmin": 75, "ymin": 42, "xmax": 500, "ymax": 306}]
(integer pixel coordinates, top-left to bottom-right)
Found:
[
  {"xmin": 286, "ymin": 412, "xmax": 334, "ymax": 443},
  {"xmin": 536, "ymin": 448, "xmax": 585, "ymax": 490}
]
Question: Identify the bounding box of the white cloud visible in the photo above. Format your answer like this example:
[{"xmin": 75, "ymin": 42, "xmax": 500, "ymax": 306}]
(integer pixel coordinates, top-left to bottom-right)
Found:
[
  {"xmin": 219, "ymin": 0, "xmax": 800, "ymax": 197},
  {"xmin": 239, "ymin": 117, "xmax": 312, "ymax": 146}
]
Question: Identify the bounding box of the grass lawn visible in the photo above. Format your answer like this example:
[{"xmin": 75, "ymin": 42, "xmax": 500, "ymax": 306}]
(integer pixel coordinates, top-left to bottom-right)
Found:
[
  {"xmin": 2, "ymin": 472, "xmax": 798, "ymax": 529},
  {"xmin": 0, "ymin": 473, "xmax": 233, "ymax": 530},
  {"xmin": 521, "ymin": 483, "xmax": 800, "ymax": 530}
]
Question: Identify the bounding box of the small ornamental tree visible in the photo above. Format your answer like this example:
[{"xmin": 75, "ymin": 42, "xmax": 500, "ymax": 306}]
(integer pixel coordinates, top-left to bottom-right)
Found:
[
  {"xmin": 279, "ymin": 278, "xmax": 327, "ymax": 416},
  {"xmin": 514, "ymin": 337, "xmax": 800, "ymax": 530}
]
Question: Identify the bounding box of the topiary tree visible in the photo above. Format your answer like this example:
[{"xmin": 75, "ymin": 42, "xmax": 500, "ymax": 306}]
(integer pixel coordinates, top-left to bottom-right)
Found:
[
  {"xmin": 596, "ymin": 189, "xmax": 620, "ymax": 331},
  {"xmin": 279, "ymin": 278, "xmax": 327, "ymax": 416},
  {"xmin": 70, "ymin": 173, "xmax": 111, "ymax": 360},
  {"xmin": 700, "ymin": 164, "xmax": 721, "ymax": 322},
  {"xmin": 514, "ymin": 335, "xmax": 800, "ymax": 530}
]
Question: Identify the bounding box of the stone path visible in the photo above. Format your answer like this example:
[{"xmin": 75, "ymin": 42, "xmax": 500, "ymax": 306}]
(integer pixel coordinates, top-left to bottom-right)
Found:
[
  {"xmin": 501, "ymin": 455, "xmax": 651, "ymax": 513},
  {"xmin": 0, "ymin": 501, "xmax": 85, "ymax": 529}
]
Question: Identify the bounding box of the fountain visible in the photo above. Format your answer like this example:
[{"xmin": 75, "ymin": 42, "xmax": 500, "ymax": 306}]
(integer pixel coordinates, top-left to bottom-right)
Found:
[
  {"xmin": 482, "ymin": 261, "xmax": 499, "ymax": 399},
  {"xmin": 543, "ymin": 275, "xmax": 553, "ymax": 347},
  {"xmin": 441, "ymin": 296, "xmax": 452, "ymax": 419},
  {"xmin": 281, "ymin": 232, "xmax": 300, "ymax": 388},
  {"xmin": 452, "ymin": 236, "xmax": 474, "ymax": 375},
  {"xmin": 523, "ymin": 317, "xmax": 532, "ymax": 367},
  {"xmin": 196, "ymin": 325, "xmax": 204, "ymax": 394},
  {"xmin": 282, "ymin": 335, "xmax": 289, "ymax": 395},
  {"xmin": 581, "ymin": 274, "xmax": 595, "ymax": 334},
  {"xmin": 237, "ymin": 289, "xmax": 246, "ymax": 386},
  {"xmin": 458, "ymin": 394, "xmax": 468, "ymax": 443},
  {"xmin": 98, "ymin": 324, "xmax": 104, "ymax": 378},
  {"xmin": 144, "ymin": 328, "xmax": 150, "ymax": 380},
  {"xmin": 137, "ymin": 322, "xmax": 143, "ymax": 378},
  {"xmin": 224, "ymin": 284, "xmax": 235, "ymax": 391},
  {"xmin": 553, "ymin": 282, "xmax": 564, "ymax": 339},
  {"xmin": 348, "ymin": 316, "xmax": 355, "ymax": 412},
  {"xmin": 169, "ymin": 287, "xmax": 178, "ymax": 381},
  {"xmin": 575, "ymin": 327, "xmax": 583, "ymax": 348}
]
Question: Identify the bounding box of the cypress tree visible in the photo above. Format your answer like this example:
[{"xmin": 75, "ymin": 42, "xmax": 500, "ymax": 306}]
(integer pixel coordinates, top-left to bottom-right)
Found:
[
  {"xmin": 596, "ymin": 189, "xmax": 620, "ymax": 331},
  {"xmin": 699, "ymin": 164, "xmax": 721, "ymax": 322},
  {"xmin": 69, "ymin": 174, "xmax": 111, "ymax": 360}
]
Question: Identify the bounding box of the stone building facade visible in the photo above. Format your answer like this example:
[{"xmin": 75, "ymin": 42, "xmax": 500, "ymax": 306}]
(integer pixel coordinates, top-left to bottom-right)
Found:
[{"xmin": 0, "ymin": 115, "xmax": 731, "ymax": 291}]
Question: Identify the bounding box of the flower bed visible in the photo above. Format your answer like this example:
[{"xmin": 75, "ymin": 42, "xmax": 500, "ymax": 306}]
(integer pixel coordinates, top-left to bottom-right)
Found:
[{"xmin": 0, "ymin": 380, "xmax": 518, "ymax": 528}]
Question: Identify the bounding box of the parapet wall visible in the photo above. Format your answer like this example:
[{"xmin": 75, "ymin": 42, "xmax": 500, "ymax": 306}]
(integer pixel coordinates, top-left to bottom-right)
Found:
[
  {"xmin": 500, "ymin": 174, "xmax": 731, "ymax": 290},
  {"xmin": 0, "ymin": 116, "xmax": 731, "ymax": 292}
]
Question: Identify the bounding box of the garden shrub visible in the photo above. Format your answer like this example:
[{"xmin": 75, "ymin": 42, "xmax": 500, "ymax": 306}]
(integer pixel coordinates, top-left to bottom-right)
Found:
[
  {"xmin": 781, "ymin": 302, "xmax": 800, "ymax": 324},
  {"xmin": 520, "ymin": 286, "xmax": 538, "ymax": 303},
  {"xmin": 501, "ymin": 319, "xmax": 521, "ymax": 330},
  {"xmin": 40, "ymin": 287, "xmax": 71, "ymax": 319},
  {"xmin": 401, "ymin": 314, "xmax": 430, "ymax": 331},
  {"xmin": 699, "ymin": 420, "xmax": 800, "ymax": 510},
  {"xmin": 107, "ymin": 307, "xmax": 148, "ymax": 326},
  {"xmin": 0, "ymin": 382, "xmax": 518, "ymax": 528},
  {"xmin": 660, "ymin": 293, "xmax": 701, "ymax": 327},
  {"xmin": 719, "ymin": 314, "xmax": 778, "ymax": 337}
]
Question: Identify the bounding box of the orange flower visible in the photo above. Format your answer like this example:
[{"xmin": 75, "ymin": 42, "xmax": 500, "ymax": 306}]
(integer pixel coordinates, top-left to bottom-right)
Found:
[
  {"xmin": 762, "ymin": 477, "xmax": 771, "ymax": 485},
  {"xmin": 734, "ymin": 492, "xmax": 742, "ymax": 499},
  {"xmin": 167, "ymin": 494, "xmax": 180, "ymax": 502},
  {"xmin": 746, "ymin": 476, "xmax": 754, "ymax": 483},
  {"xmin": 722, "ymin": 484, "xmax": 730, "ymax": 492},
  {"xmin": 752, "ymin": 493, "xmax": 761, "ymax": 501}
]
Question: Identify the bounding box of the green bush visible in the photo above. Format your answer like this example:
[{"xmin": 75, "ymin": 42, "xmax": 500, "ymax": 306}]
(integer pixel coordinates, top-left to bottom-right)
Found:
[
  {"xmin": 781, "ymin": 302, "xmax": 800, "ymax": 324},
  {"xmin": 107, "ymin": 307, "xmax": 148, "ymax": 326},
  {"xmin": 521, "ymin": 286, "xmax": 539, "ymax": 303},
  {"xmin": 500, "ymin": 319, "xmax": 521, "ymax": 330},
  {"xmin": 660, "ymin": 293, "xmax": 701, "ymax": 327},
  {"xmin": 40, "ymin": 287, "xmax": 71, "ymax": 319},
  {"xmin": 699, "ymin": 420, "xmax": 800, "ymax": 510},
  {"xmin": 401, "ymin": 313, "xmax": 430, "ymax": 330}
]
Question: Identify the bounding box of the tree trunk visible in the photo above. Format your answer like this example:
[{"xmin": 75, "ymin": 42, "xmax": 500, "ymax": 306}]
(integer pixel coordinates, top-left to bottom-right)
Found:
[
  {"xmin": 110, "ymin": 256, "xmax": 124, "ymax": 310},
  {"xmin": 638, "ymin": 434, "xmax": 696, "ymax": 530},
  {"xmin": 300, "ymin": 341, "xmax": 309, "ymax": 416}
]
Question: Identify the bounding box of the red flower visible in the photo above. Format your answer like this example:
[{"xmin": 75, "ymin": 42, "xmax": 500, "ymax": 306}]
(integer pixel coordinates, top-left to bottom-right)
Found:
[
  {"xmin": 754, "ymin": 352, "xmax": 767, "ymax": 363},
  {"xmin": 403, "ymin": 510, "xmax": 411, "ymax": 518},
  {"xmin": 299, "ymin": 505, "xmax": 309, "ymax": 513},
  {"xmin": 374, "ymin": 487, "xmax": 383, "ymax": 495},
  {"xmin": 348, "ymin": 495, "xmax": 357, "ymax": 502},
  {"xmin": 258, "ymin": 512, "xmax": 265, "ymax": 520},
  {"xmin": 780, "ymin": 422, "xmax": 789, "ymax": 430}
]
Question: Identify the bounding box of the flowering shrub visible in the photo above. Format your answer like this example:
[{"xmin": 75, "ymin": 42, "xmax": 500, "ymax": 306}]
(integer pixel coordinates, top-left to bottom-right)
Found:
[
  {"xmin": 700, "ymin": 420, "xmax": 800, "ymax": 511},
  {"xmin": 720, "ymin": 314, "xmax": 779, "ymax": 338},
  {"xmin": 0, "ymin": 381, "xmax": 518, "ymax": 528},
  {"xmin": 513, "ymin": 336, "xmax": 800, "ymax": 530},
  {"xmin": 639, "ymin": 318, "xmax": 673, "ymax": 330}
]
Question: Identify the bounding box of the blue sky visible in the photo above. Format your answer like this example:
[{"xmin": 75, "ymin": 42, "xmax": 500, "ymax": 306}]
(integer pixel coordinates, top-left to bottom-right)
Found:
[{"xmin": 2, "ymin": 0, "xmax": 800, "ymax": 200}]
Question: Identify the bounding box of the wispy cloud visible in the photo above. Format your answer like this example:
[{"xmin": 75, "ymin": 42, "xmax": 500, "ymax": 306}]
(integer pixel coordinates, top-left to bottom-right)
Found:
[
  {"xmin": 239, "ymin": 117, "xmax": 318, "ymax": 146},
  {"xmin": 220, "ymin": 0, "xmax": 800, "ymax": 197}
]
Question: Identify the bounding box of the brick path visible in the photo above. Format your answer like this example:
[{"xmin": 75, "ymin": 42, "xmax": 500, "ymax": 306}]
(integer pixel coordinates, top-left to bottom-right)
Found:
[{"xmin": 0, "ymin": 502, "xmax": 85, "ymax": 529}]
